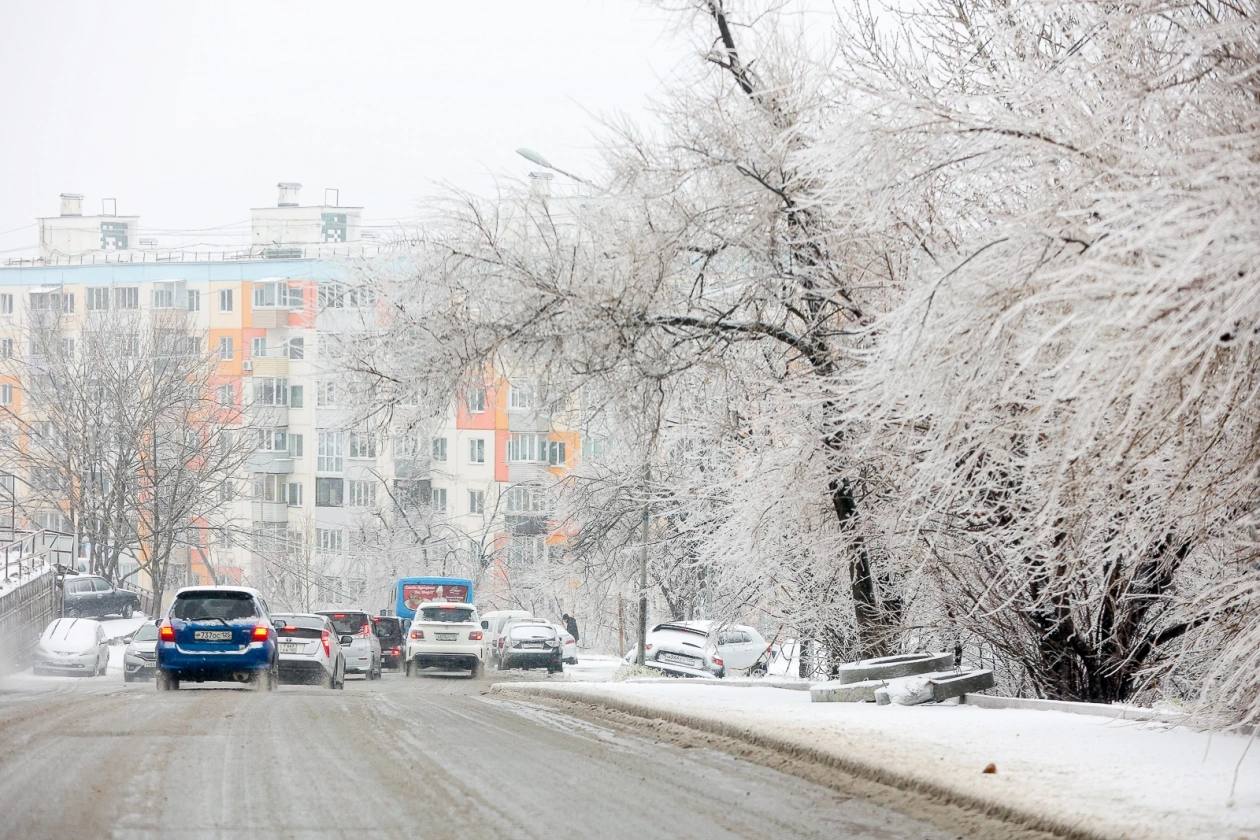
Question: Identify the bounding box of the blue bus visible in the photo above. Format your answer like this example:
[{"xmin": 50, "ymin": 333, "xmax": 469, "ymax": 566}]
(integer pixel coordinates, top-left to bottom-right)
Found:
[{"xmin": 391, "ymin": 576, "xmax": 474, "ymax": 621}]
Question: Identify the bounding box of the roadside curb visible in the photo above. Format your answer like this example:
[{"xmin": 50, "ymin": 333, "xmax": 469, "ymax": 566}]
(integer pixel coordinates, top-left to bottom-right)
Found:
[
  {"xmin": 623, "ymin": 676, "xmax": 810, "ymax": 691},
  {"xmin": 490, "ymin": 682, "xmax": 1114, "ymax": 840}
]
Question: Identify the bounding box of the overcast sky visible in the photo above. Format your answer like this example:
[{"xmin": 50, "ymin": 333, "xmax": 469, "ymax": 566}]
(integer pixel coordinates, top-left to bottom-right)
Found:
[{"xmin": 0, "ymin": 1, "xmax": 694, "ymax": 255}]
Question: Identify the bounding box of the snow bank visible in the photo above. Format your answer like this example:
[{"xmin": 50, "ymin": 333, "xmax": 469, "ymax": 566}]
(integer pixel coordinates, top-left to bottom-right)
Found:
[{"xmin": 494, "ymin": 681, "xmax": 1259, "ymax": 840}]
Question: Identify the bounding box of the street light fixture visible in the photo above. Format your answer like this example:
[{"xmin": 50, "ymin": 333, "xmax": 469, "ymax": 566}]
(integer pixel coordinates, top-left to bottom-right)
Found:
[{"xmin": 514, "ymin": 147, "xmax": 597, "ymax": 189}]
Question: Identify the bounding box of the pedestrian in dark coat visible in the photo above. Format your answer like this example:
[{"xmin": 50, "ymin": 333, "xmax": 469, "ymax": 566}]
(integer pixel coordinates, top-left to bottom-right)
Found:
[{"xmin": 562, "ymin": 613, "xmax": 580, "ymax": 644}]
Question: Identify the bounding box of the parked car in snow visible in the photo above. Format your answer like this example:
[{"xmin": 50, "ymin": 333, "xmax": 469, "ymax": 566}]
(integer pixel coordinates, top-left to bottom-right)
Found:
[
  {"xmin": 371, "ymin": 615, "xmax": 405, "ymax": 670},
  {"xmin": 633, "ymin": 621, "xmax": 769, "ymax": 678},
  {"xmin": 273, "ymin": 613, "xmax": 345, "ymax": 689},
  {"xmin": 315, "ymin": 609, "xmax": 381, "ymax": 680},
  {"xmin": 156, "ymin": 586, "xmax": 281, "ymax": 691},
  {"xmin": 479, "ymin": 609, "xmax": 532, "ymax": 669},
  {"xmin": 59, "ymin": 574, "xmax": 141, "ymax": 619},
  {"xmin": 553, "ymin": 623, "xmax": 578, "ymax": 664},
  {"xmin": 123, "ymin": 621, "xmax": 160, "ymax": 682},
  {"xmin": 404, "ymin": 602, "xmax": 483, "ymax": 678},
  {"xmin": 33, "ymin": 617, "xmax": 110, "ymax": 677},
  {"xmin": 496, "ymin": 618, "xmax": 563, "ymax": 674}
]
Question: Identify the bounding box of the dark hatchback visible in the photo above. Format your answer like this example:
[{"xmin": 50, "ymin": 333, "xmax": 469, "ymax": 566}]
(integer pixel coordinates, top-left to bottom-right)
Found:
[{"xmin": 372, "ymin": 616, "xmax": 405, "ymax": 669}]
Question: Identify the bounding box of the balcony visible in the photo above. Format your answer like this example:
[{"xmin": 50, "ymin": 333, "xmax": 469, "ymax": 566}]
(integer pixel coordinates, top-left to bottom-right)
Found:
[
  {"xmin": 252, "ymin": 308, "xmax": 289, "ymax": 329},
  {"xmin": 507, "ymin": 462, "xmax": 550, "ymax": 486},
  {"xmin": 251, "ymin": 502, "xmax": 289, "ymax": 524},
  {"xmin": 248, "ymin": 451, "xmax": 294, "ymax": 474},
  {"xmin": 252, "ymin": 356, "xmax": 289, "ymax": 377}
]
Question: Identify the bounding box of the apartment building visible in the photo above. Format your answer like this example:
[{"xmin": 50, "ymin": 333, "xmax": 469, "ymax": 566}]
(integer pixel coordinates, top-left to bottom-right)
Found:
[{"xmin": 0, "ymin": 186, "xmax": 577, "ymax": 609}]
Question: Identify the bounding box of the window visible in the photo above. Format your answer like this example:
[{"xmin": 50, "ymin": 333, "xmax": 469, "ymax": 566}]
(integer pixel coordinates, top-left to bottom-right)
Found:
[
  {"xmin": 431, "ymin": 437, "xmax": 447, "ymax": 462},
  {"xmin": 430, "ymin": 487, "xmax": 447, "ymax": 512},
  {"xmin": 151, "ymin": 286, "xmax": 175, "ymax": 309},
  {"xmin": 315, "ymin": 528, "xmax": 345, "ymax": 554},
  {"xmin": 507, "ymin": 535, "xmax": 548, "ymax": 565},
  {"xmin": 253, "ymin": 378, "xmax": 289, "ymax": 406},
  {"xmin": 187, "ymin": 289, "xmax": 201, "ymax": 312},
  {"xmin": 0, "ymin": 384, "xmax": 11, "ymax": 406},
  {"xmin": 256, "ymin": 428, "xmax": 288, "ymax": 452},
  {"xmin": 253, "ymin": 473, "xmax": 286, "ymax": 503},
  {"xmin": 348, "ymin": 480, "xmax": 377, "ymax": 508},
  {"xmin": 394, "ymin": 433, "xmax": 421, "ymax": 459},
  {"xmin": 546, "ymin": 440, "xmax": 566, "ymax": 467},
  {"xmin": 317, "ymin": 431, "xmax": 343, "ymax": 472},
  {"xmin": 219, "ymin": 289, "xmax": 234, "ymax": 312},
  {"xmin": 218, "ymin": 337, "xmax": 234, "ymax": 360},
  {"xmin": 0, "ymin": 338, "xmax": 12, "ymax": 359},
  {"xmin": 114, "ymin": 287, "xmax": 139, "ymax": 310},
  {"xmin": 289, "ymin": 385, "xmax": 303, "ymax": 408},
  {"xmin": 285, "ymin": 482, "xmax": 302, "ymax": 506},
  {"xmin": 216, "ymin": 383, "xmax": 234, "ymax": 406},
  {"xmin": 508, "ymin": 381, "xmax": 534, "ymax": 410},
  {"xmin": 507, "ymin": 433, "xmax": 545, "ymax": 462},
  {"xmin": 0, "ymin": 294, "xmax": 12, "ymax": 315},
  {"xmin": 469, "ymin": 438, "xmax": 485, "ymax": 464},
  {"xmin": 348, "ymin": 431, "xmax": 377, "ymax": 459},
  {"xmin": 87, "ymin": 288, "xmax": 110, "ymax": 311},
  {"xmin": 185, "ymin": 336, "xmax": 203, "ymax": 356},
  {"xmin": 466, "ymin": 388, "xmax": 486, "ymax": 413},
  {"xmin": 504, "ymin": 484, "xmax": 548, "ymax": 514},
  {"xmin": 315, "ymin": 477, "xmax": 344, "ymax": 507},
  {"xmin": 253, "ymin": 281, "xmax": 282, "ymax": 308},
  {"xmin": 251, "ymin": 337, "xmax": 267, "ymax": 358},
  {"xmin": 288, "ymin": 433, "xmax": 303, "ymax": 458},
  {"xmin": 317, "ymin": 381, "xmax": 337, "ymax": 407},
  {"xmin": 287, "ymin": 284, "xmax": 304, "ymax": 309},
  {"xmin": 121, "ymin": 334, "xmax": 139, "ymax": 357},
  {"xmin": 287, "ymin": 337, "xmax": 304, "ymax": 359},
  {"xmin": 61, "ymin": 337, "xmax": 75, "ymax": 358},
  {"xmin": 469, "ymin": 490, "xmax": 485, "ymax": 515}
]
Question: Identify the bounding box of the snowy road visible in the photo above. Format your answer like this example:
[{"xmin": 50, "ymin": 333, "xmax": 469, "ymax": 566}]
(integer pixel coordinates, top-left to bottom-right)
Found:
[{"xmin": 0, "ymin": 668, "xmax": 1019, "ymax": 839}]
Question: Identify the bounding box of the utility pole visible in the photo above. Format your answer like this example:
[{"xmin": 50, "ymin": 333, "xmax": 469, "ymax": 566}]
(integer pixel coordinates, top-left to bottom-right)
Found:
[{"xmin": 636, "ymin": 460, "xmax": 650, "ymax": 665}]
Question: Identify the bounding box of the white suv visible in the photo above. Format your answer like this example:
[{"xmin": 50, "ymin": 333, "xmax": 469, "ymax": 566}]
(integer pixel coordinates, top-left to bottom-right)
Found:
[{"xmin": 404, "ymin": 602, "xmax": 483, "ymax": 678}]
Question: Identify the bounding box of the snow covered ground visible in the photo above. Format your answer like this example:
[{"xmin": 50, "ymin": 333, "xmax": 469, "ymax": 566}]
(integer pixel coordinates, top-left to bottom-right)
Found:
[{"xmin": 495, "ymin": 681, "xmax": 1260, "ymax": 840}]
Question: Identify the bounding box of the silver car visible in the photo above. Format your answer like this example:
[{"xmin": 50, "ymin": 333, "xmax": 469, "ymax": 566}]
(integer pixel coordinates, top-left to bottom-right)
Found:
[
  {"xmin": 315, "ymin": 609, "xmax": 382, "ymax": 679},
  {"xmin": 273, "ymin": 613, "xmax": 346, "ymax": 689},
  {"xmin": 33, "ymin": 617, "xmax": 110, "ymax": 677},
  {"xmin": 123, "ymin": 621, "xmax": 160, "ymax": 682}
]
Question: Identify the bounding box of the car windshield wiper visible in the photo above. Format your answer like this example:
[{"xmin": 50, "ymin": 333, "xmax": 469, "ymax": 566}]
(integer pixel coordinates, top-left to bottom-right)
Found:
[{"xmin": 190, "ymin": 616, "xmax": 229, "ymax": 626}]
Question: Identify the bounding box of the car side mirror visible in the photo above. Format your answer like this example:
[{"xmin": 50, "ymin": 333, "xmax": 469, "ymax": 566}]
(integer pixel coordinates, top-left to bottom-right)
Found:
[
  {"xmin": 480, "ymin": 620, "xmax": 489, "ymax": 630},
  {"xmin": 339, "ymin": 635, "xmax": 354, "ymax": 646}
]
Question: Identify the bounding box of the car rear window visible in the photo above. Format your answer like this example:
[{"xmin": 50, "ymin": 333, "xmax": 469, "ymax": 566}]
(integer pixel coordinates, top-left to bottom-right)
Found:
[
  {"xmin": 321, "ymin": 612, "xmax": 369, "ymax": 635},
  {"xmin": 132, "ymin": 624, "xmax": 159, "ymax": 642},
  {"xmin": 372, "ymin": 618, "xmax": 402, "ymax": 642},
  {"xmin": 171, "ymin": 591, "xmax": 259, "ymax": 621},
  {"xmin": 508, "ymin": 623, "xmax": 556, "ymax": 639},
  {"xmin": 418, "ymin": 606, "xmax": 474, "ymax": 623}
]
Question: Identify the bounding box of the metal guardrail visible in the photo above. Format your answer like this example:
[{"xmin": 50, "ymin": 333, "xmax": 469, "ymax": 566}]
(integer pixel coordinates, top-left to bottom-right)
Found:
[
  {"xmin": 1, "ymin": 530, "xmax": 73, "ymax": 584},
  {"xmin": 0, "ymin": 569, "xmax": 60, "ymax": 673}
]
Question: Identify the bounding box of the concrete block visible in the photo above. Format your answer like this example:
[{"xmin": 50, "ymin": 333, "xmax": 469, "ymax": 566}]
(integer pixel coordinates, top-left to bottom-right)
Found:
[
  {"xmin": 836, "ymin": 652, "xmax": 954, "ymax": 684},
  {"xmin": 810, "ymin": 679, "xmax": 886, "ymax": 703}
]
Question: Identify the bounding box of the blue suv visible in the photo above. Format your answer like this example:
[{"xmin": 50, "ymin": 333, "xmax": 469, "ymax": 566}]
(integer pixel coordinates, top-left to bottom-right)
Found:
[{"xmin": 156, "ymin": 586, "xmax": 281, "ymax": 691}]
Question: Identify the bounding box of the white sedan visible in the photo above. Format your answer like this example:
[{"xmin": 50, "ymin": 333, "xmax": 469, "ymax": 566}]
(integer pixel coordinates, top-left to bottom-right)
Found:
[{"xmin": 404, "ymin": 602, "xmax": 483, "ymax": 678}]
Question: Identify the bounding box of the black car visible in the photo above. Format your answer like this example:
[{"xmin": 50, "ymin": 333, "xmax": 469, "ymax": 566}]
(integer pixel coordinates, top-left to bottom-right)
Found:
[
  {"xmin": 372, "ymin": 615, "xmax": 404, "ymax": 669},
  {"xmin": 60, "ymin": 575, "xmax": 142, "ymax": 619}
]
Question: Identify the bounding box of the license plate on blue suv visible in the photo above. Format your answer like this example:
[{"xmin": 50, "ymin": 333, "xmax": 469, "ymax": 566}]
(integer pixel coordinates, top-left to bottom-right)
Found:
[{"xmin": 194, "ymin": 630, "xmax": 232, "ymax": 641}]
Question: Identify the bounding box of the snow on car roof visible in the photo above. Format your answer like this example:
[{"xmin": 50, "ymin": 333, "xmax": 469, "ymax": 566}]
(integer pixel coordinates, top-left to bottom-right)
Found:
[{"xmin": 417, "ymin": 602, "xmax": 475, "ymax": 610}]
